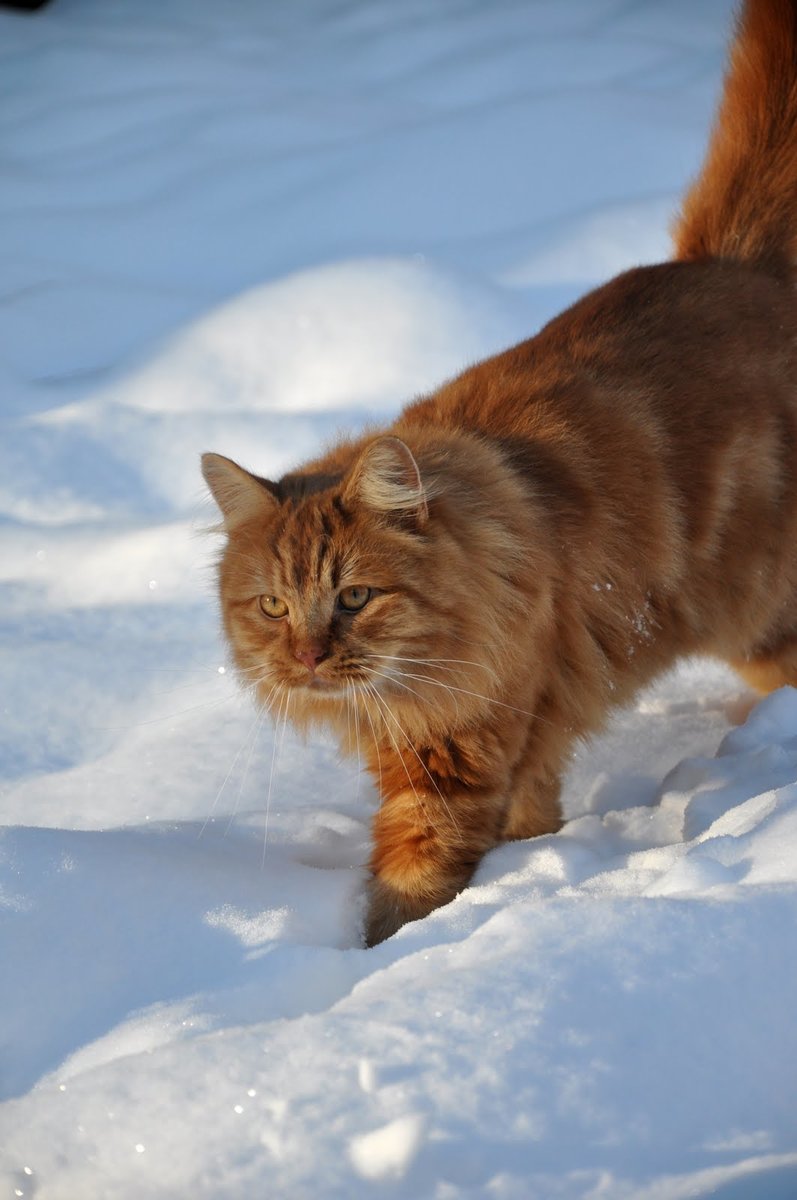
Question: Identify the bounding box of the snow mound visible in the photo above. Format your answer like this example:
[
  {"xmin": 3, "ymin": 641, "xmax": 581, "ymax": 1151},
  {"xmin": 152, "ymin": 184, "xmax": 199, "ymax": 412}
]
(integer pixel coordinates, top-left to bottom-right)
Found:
[
  {"xmin": 91, "ymin": 258, "xmax": 533, "ymax": 418},
  {"xmin": 12, "ymin": 258, "xmax": 540, "ymax": 518},
  {"xmin": 2, "ymin": 688, "xmax": 797, "ymax": 1198}
]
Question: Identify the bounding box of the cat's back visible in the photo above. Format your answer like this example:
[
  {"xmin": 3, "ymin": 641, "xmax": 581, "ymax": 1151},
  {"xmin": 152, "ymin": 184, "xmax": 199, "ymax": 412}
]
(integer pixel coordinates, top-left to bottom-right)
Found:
[
  {"xmin": 405, "ymin": 258, "xmax": 797, "ymax": 448},
  {"xmin": 398, "ymin": 256, "xmax": 797, "ymax": 628}
]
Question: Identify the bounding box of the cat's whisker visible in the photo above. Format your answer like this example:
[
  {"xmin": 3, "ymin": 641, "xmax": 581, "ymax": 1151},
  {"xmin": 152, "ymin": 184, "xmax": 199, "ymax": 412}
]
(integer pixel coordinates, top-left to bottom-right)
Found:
[
  {"xmin": 358, "ymin": 683, "xmax": 384, "ymax": 801},
  {"xmin": 360, "ymin": 663, "xmax": 443, "ymax": 711},
  {"xmin": 361, "ymin": 662, "xmax": 463, "ymax": 720},
  {"xmin": 144, "ymin": 677, "xmax": 234, "ymax": 700},
  {"xmin": 278, "ymin": 685, "xmax": 292, "ymax": 753},
  {"xmin": 366, "ymin": 653, "xmax": 499, "ymax": 683},
  {"xmin": 364, "ymin": 680, "xmax": 464, "ymax": 845},
  {"xmin": 236, "ymin": 668, "xmax": 284, "ymax": 691},
  {"xmin": 344, "ymin": 679, "xmax": 354, "ymax": 754},
  {"xmin": 198, "ymin": 710, "xmax": 260, "ymax": 839},
  {"xmin": 242, "ymin": 673, "xmax": 278, "ymax": 696},
  {"xmin": 262, "ymin": 685, "xmax": 288, "ymax": 870},
  {"xmin": 199, "ymin": 683, "xmax": 280, "ymax": 839},
  {"xmin": 91, "ymin": 686, "xmax": 256, "ymax": 733},
  {"xmin": 348, "ymin": 682, "xmax": 363, "ymax": 803},
  {"xmin": 224, "ymin": 696, "xmax": 271, "ymax": 837},
  {"xmin": 229, "ymin": 665, "xmax": 268, "ymax": 680},
  {"xmin": 361, "ymin": 682, "xmax": 431, "ymax": 828},
  {"xmin": 371, "ymin": 665, "xmax": 554, "ymax": 726}
]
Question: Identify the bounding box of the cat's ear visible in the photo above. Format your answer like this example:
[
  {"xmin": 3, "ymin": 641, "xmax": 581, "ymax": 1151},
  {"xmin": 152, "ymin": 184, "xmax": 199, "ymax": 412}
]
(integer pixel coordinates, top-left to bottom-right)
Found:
[
  {"xmin": 343, "ymin": 436, "xmax": 429, "ymax": 525},
  {"xmin": 201, "ymin": 452, "xmax": 279, "ymax": 529}
]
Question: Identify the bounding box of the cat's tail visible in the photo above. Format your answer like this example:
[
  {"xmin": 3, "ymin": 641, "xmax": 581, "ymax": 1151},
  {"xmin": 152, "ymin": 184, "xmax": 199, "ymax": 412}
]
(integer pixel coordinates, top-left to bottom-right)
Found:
[{"xmin": 673, "ymin": 0, "xmax": 797, "ymax": 270}]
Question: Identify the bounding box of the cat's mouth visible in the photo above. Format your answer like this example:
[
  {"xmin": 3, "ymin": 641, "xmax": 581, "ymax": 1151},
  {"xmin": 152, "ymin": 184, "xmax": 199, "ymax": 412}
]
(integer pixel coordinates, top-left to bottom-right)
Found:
[
  {"xmin": 290, "ymin": 670, "xmax": 372, "ymax": 700},
  {"xmin": 290, "ymin": 672, "xmax": 345, "ymax": 696}
]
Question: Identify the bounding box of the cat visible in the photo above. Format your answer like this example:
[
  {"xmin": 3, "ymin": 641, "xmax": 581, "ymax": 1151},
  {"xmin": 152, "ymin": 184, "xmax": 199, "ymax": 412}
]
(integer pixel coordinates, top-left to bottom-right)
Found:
[{"xmin": 202, "ymin": 0, "xmax": 797, "ymax": 946}]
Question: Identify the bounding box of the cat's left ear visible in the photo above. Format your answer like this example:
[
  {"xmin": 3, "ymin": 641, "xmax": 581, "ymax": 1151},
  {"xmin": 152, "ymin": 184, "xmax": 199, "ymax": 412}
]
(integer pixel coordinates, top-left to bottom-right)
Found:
[
  {"xmin": 342, "ymin": 436, "xmax": 429, "ymax": 526},
  {"xmin": 201, "ymin": 452, "xmax": 279, "ymax": 529}
]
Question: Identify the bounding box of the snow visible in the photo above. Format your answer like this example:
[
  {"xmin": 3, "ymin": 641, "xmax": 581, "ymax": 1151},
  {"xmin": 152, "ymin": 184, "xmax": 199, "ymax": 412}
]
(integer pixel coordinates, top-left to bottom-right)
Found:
[{"xmin": 1, "ymin": 0, "xmax": 796, "ymax": 1197}]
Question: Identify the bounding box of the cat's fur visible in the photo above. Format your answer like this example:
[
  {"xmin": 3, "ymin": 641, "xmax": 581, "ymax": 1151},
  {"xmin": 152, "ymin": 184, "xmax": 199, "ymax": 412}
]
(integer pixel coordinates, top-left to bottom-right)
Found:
[{"xmin": 203, "ymin": 0, "xmax": 797, "ymax": 945}]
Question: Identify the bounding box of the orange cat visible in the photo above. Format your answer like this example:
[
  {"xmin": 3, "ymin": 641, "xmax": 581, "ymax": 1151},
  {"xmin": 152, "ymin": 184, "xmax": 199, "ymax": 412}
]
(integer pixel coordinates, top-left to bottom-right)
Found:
[{"xmin": 203, "ymin": 0, "xmax": 797, "ymax": 945}]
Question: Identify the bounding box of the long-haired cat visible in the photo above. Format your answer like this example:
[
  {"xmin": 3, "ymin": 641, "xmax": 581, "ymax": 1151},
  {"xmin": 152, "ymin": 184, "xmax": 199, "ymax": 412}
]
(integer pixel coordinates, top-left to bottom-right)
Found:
[{"xmin": 203, "ymin": 0, "xmax": 797, "ymax": 945}]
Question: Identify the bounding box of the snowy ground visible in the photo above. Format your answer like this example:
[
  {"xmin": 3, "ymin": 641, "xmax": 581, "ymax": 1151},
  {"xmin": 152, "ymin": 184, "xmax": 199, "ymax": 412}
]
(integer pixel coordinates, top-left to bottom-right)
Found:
[{"xmin": 2, "ymin": 0, "xmax": 797, "ymax": 1196}]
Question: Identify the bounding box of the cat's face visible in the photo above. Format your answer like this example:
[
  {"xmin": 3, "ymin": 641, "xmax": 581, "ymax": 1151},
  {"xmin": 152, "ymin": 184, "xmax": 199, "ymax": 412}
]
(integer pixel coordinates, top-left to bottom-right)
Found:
[
  {"xmin": 217, "ymin": 490, "xmax": 433, "ymax": 702},
  {"xmin": 203, "ymin": 439, "xmax": 499, "ymax": 732}
]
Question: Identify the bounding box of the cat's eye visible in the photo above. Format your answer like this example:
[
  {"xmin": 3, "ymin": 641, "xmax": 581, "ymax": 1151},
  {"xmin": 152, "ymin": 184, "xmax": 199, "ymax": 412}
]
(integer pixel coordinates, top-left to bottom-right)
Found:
[
  {"xmin": 338, "ymin": 585, "xmax": 371, "ymax": 612},
  {"xmin": 259, "ymin": 594, "xmax": 288, "ymax": 620}
]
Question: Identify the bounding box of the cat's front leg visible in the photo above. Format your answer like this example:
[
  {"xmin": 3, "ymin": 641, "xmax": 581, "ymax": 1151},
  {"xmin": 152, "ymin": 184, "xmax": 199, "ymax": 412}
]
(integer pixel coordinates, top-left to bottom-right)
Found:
[
  {"xmin": 500, "ymin": 772, "xmax": 563, "ymax": 841},
  {"xmin": 364, "ymin": 785, "xmax": 504, "ymax": 946}
]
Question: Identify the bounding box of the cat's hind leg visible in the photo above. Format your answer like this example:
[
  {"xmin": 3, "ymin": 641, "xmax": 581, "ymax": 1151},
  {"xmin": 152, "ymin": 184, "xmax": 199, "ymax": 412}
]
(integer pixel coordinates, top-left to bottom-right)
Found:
[{"xmin": 730, "ymin": 633, "xmax": 797, "ymax": 694}]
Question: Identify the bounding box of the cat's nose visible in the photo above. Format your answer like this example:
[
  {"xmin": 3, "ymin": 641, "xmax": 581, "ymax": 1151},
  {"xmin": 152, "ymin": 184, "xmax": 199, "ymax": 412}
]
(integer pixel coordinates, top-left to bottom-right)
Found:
[{"xmin": 294, "ymin": 641, "xmax": 327, "ymax": 672}]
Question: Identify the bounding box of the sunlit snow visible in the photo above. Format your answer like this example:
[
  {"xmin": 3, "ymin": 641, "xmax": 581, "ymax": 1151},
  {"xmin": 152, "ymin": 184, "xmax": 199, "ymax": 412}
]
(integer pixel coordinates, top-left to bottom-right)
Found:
[{"xmin": 2, "ymin": 1, "xmax": 796, "ymax": 1197}]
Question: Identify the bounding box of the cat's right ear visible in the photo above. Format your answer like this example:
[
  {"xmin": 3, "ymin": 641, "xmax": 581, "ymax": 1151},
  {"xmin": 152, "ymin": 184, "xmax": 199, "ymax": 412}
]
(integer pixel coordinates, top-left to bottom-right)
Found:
[{"xmin": 201, "ymin": 453, "xmax": 279, "ymax": 530}]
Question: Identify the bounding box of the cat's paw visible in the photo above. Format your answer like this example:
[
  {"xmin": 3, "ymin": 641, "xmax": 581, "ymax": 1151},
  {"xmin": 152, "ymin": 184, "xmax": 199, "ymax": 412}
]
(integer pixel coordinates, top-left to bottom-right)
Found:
[{"xmin": 363, "ymin": 876, "xmax": 452, "ymax": 946}]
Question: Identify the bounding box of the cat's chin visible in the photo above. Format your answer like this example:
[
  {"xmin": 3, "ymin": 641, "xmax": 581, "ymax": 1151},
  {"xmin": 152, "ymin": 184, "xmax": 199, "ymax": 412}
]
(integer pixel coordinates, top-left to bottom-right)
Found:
[{"xmin": 292, "ymin": 677, "xmax": 349, "ymax": 700}]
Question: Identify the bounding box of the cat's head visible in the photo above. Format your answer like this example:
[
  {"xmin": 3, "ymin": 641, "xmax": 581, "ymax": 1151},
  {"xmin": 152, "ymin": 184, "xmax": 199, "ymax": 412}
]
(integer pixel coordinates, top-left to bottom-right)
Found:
[{"xmin": 202, "ymin": 435, "xmax": 549, "ymax": 736}]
